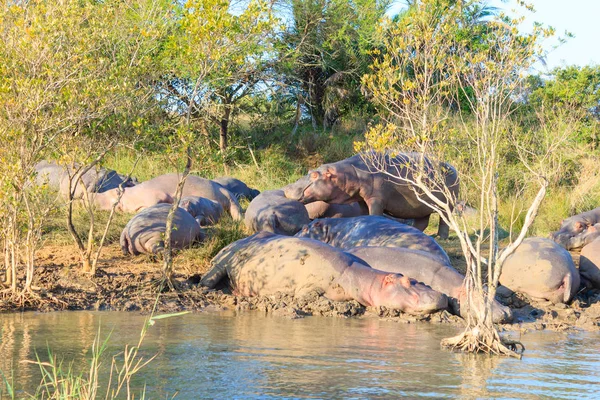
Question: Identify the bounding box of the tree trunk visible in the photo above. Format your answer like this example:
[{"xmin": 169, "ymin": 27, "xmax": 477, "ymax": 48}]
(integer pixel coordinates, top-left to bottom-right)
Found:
[
  {"xmin": 162, "ymin": 147, "xmax": 193, "ymax": 289},
  {"xmin": 219, "ymin": 107, "xmax": 231, "ymax": 154}
]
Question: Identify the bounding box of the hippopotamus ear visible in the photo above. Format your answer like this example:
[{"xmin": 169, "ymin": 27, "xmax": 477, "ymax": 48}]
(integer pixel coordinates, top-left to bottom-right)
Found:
[
  {"xmin": 324, "ymin": 167, "xmax": 337, "ymax": 180},
  {"xmin": 310, "ymin": 171, "xmax": 320, "ymax": 180}
]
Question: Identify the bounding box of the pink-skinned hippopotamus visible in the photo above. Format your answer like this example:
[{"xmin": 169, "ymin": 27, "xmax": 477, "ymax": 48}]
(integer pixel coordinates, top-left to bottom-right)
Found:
[
  {"xmin": 35, "ymin": 160, "xmax": 136, "ymax": 198},
  {"xmin": 244, "ymin": 189, "xmax": 310, "ymax": 236},
  {"xmin": 212, "ymin": 177, "xmax": 260, "ymax": 201},
  {"xmin": 290, "ymin": 152, "xmax": 459, "ymax": 239},
  {"xmin": 500, "ymin": 238, "xmax": 580, "ymax": 304},
  {"xmin": 200, "ymin": 232, "xmax": 448, "ymax": 314},
  {"xmin": 120, "ymin": 203, "xmax": 205, "ymax": 255},
  {"xmin": 94, "ymin": 173, "xmax": 243, "ymax": 220},
  {"xmin": 180, "ymin": 196, "xmax": 224, "ymax": 226},
  {"xmin": 579, "ymin": 236, "xmax": 600, "ymax": 288},
  {"xmin": 295, "ymin": 215, "xmax": 451, "ymax": 264},
  {"xmin": 551, "ymin": 207, "xmax": 600, "ymax": 250},
  {"xmin": 346, "ymin": 246, "xmax": 513, "ymax": 323}
]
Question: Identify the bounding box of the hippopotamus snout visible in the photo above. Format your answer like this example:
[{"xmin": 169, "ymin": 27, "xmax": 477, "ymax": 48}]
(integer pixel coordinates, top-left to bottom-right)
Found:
[
  {"xmin": 413, "ymin": 288, "xmax": 449, "ymax": 314},
  {"xmin": 551, "ymin": 231, "xmax": 573, "ymax": 249}
]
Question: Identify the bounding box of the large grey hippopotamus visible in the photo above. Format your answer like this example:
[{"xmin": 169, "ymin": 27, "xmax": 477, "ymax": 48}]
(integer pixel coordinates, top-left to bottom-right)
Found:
[
  {"xmin": 346, "ymin": 247, "xmax": 513, "ymax": 323},
  {"xmin": 201, "ymin": 232, "xmax": 448, "ymax": 314},
  {"xmin": 500, "ymin": 238, "xmax": 580, "ymax": 304},
  {"xmin": 212, "ymin": 177, "xmax": 260, "ymax": 201},
  {"xmin": 289, "ymin": 152, "xmax": 459, "ymax": 239},
  {"xmin": 120, "ymin": 203, "xmax": 204, "ymax": 255},
  {"xmin": 295, "ymin": 215, "xmax": 451, "ymax": 264},
  {"xmin": 579, "ymin": 236, "xmax": 600, "ymax": 288},
  {"xmin": 180, "ymin": 196, "xmax": 224, "ymax": 226},
  {"xmin": 244, "ymin": 189, "xmax": 310, "ymax": 236},
  {"xmin": 34, "ymin": 160, "xmax": 136, "ymax": 198},
  {"xmin": 94, "ymin": 173, "xmax": 243, "ymax": 220},
  {"xmin": 551, "ymin": 207, "xmax": 600, "ymax": 250}
]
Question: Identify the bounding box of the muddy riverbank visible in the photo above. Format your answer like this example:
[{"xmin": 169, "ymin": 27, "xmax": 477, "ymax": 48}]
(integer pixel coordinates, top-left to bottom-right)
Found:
[{"xmin": 2, "ymin": 243, "xmax": 600, "ymax": 333}]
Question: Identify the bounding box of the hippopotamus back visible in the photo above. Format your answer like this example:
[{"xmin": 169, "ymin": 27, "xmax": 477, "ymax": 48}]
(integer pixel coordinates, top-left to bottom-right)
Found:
[
  {"xmin": 295, "ymin": 215, "xmax": 451, "ymax": 264},
  {"xmin": 120, "ymin": 203, "xmax": 204, "ymax": 255},
  {"xmin": 500, "ymin": 237, "xmax": 580, "ymax": 304},
  {"xmin": 244, "ymin": 190, "xmax": 310, "ymax": 236}
]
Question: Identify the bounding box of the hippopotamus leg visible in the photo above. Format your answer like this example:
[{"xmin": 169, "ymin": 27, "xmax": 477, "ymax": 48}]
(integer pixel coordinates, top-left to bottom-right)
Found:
[
  {"xmin": 365, "ymin": 198, "xmax": 384, "ymax": 215},
  {"xmin": 200, "ymin": 264, "xmax": 228, "ymax": 289},
  {"xmin": 413, "ymin": 215, "xmax": 430, "ymax": 232}
]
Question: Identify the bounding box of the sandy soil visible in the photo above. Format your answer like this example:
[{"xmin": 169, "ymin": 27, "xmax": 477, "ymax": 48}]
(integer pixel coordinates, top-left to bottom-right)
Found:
[{"xmin": 1, "ymin": 241, "xmax": 599, "ymax": 332}]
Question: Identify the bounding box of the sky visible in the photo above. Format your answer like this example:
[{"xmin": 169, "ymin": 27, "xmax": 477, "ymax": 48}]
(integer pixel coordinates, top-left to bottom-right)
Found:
[{"xmin": 387, "ymin": 0, "xmax": 600, "ymax": 72}]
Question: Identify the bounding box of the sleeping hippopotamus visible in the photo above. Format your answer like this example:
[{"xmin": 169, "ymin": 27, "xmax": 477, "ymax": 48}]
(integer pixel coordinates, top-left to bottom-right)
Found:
[
  {"xmin": 579, "ymin": 236, "xmax": 600, "ymax": 288},
  {"xmin": 244, "ymin": 190, "xmax": 310, "ymax": 236},
  {"xmin": 120, "ymin": 203, "xmax": 204, "ymax": 255},
  {"xmin": 35, "ymin": 160, "xmax": 136, "ymax": 198},
  {"xmin": 290, "ymin": 152, "xmax": 459, "ymax": 239},
  {"xmin": 201, "ymin": 232, "xmax": 448, "ymax": 314},
  {"xmin": 295, "ymin": 215, "xmax": 451, "ymax": 264},
  {"xmin": 94, "ymin": 173, "xmax": 243, "ymax": 220},
  {"xmin": 212, "ymin": 177, "xmax": 260, "ymax": 201},
  {"xmin": 346, "ymin": 247, "xmax": 512, "ymax": 323},
  {"xmin": 552, "ymin": 207, "xmax": 600, "ymax": 250},
  {"xmin": 180, "ymin": 196, "xmax": 224, "ymax": 226},
  {"xmin": 500, "ymin": 238, "xmax": 580, "ymax": 304}
]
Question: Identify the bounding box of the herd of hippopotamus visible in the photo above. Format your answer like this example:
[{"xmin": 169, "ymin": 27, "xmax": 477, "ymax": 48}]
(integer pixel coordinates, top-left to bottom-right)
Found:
[{"xmin": 34, "ymin": 153, "xmax": 600, "ymax": 322}]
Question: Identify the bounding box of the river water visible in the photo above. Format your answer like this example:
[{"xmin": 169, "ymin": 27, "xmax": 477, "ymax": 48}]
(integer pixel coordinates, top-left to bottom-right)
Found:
[{"xmin": 1, "ymin": 311, "xmax": 599, "ymax": 399}]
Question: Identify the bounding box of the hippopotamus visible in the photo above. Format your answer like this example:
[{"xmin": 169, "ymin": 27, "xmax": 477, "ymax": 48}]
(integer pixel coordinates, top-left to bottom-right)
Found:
[
  {"xmin": 180, "ymin": 196, "xmax": 224, "ymax": 226},
  {"xmin": 295, "ymin": 215, "xmax": 451, "ymax": 264},
  {"xmin": 201, "ymin": 232, "xmax": 448, "ymax": 314},
  {"xmin": 120, "ymin": 203, "xmax": 204, "ymax": 255},
  {"xmin": 552, "ymin": 207, "xmax": 600, "ymax": 250},
  {"xmin": 290, "ymin": 152, "xmax": 459, "ymax": 239},
  {"xmin": 212, "ymin": 177, "xmax": 260, "ymax": 200},
  {"xmin": 244, "ymin": 190, "xmax": 310, "ymax": 236},
  {"xmin": 94, "ymin": 173, "xmax": 243, "ymax": 220},
  {"xmin": 34, "ymin": 160, "xmax": 136, "ymax": 198},
  {"xmin": 346, "ymin": 246, "xmax": 513, "ymax": 323},
  {"xmin": 579, "ymin": 236, "xmax": 600, "ymax": 288},
  {"xmin": 500, "ymin": 237, "xmax": 580, "ymax": 304}
]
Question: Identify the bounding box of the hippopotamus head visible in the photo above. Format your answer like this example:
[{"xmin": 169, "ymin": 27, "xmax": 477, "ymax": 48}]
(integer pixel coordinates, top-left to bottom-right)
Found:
[
  {"xmin": 565, "ymin": 223, "xmax": 600, "ymax": 250},
  {"xmin": 552, "ymin": 217, "xmax": 592, "ymax": 249},
  {"xmin": 372, "ymin": 274, "xmax": 448, "ymax": 314},
  {"xmin": 296, "ymin": 220, "xmax": 334, "ymax": 243},
  {"xmin": 93, "ymin": 188, "xmax": 124, "ymax": 211},
  {"xmin": 298, "ymin": 165, "xmax": 352, "ymax": 204}
]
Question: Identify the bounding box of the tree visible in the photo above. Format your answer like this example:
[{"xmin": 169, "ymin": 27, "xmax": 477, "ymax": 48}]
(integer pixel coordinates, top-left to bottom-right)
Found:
[
  {"xmin": 0, "ymin": 0, "xmax": 171, "ymax": 283},
  {"xmin": 161, "ymin": 0, "xmax": 279, "ymax": 157},
  {"xmin": 360, "ymin": 0, "xmax": 564, "ymax": 357},
  {"xmin": 278, "ymin": 0, "xmax": 389, "ymax": 129},
  {"xmin": 525, "ymin": 66, "xmax": 600, "ymax": 147}
]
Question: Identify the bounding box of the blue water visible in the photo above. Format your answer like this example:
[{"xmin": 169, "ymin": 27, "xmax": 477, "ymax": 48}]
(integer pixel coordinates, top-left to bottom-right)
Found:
[{"xmin": 1, "ymin": 311, "xmax": 599, "ymax": 399}]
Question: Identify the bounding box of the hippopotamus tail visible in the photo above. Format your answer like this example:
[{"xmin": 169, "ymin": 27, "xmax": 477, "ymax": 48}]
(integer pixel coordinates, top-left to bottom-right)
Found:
[{"xmin": 268, "ymin": 213, "xmax": 279, "ymax": 233}]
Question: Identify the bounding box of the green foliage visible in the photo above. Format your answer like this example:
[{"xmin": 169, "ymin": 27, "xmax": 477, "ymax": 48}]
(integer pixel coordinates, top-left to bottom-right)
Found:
[
  {"xmin": 278, "ymin": 0, "xmax": 388, "ymax": 127},
  {"xmin": 525, "ymin": 65, "xmax": 600, "ymax": 147}
]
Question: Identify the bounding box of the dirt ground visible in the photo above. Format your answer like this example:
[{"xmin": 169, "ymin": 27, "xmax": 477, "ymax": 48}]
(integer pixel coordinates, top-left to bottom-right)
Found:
[{"xmin": 2, "ymin": 241, "xmax": 600, "ymax": 333}]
